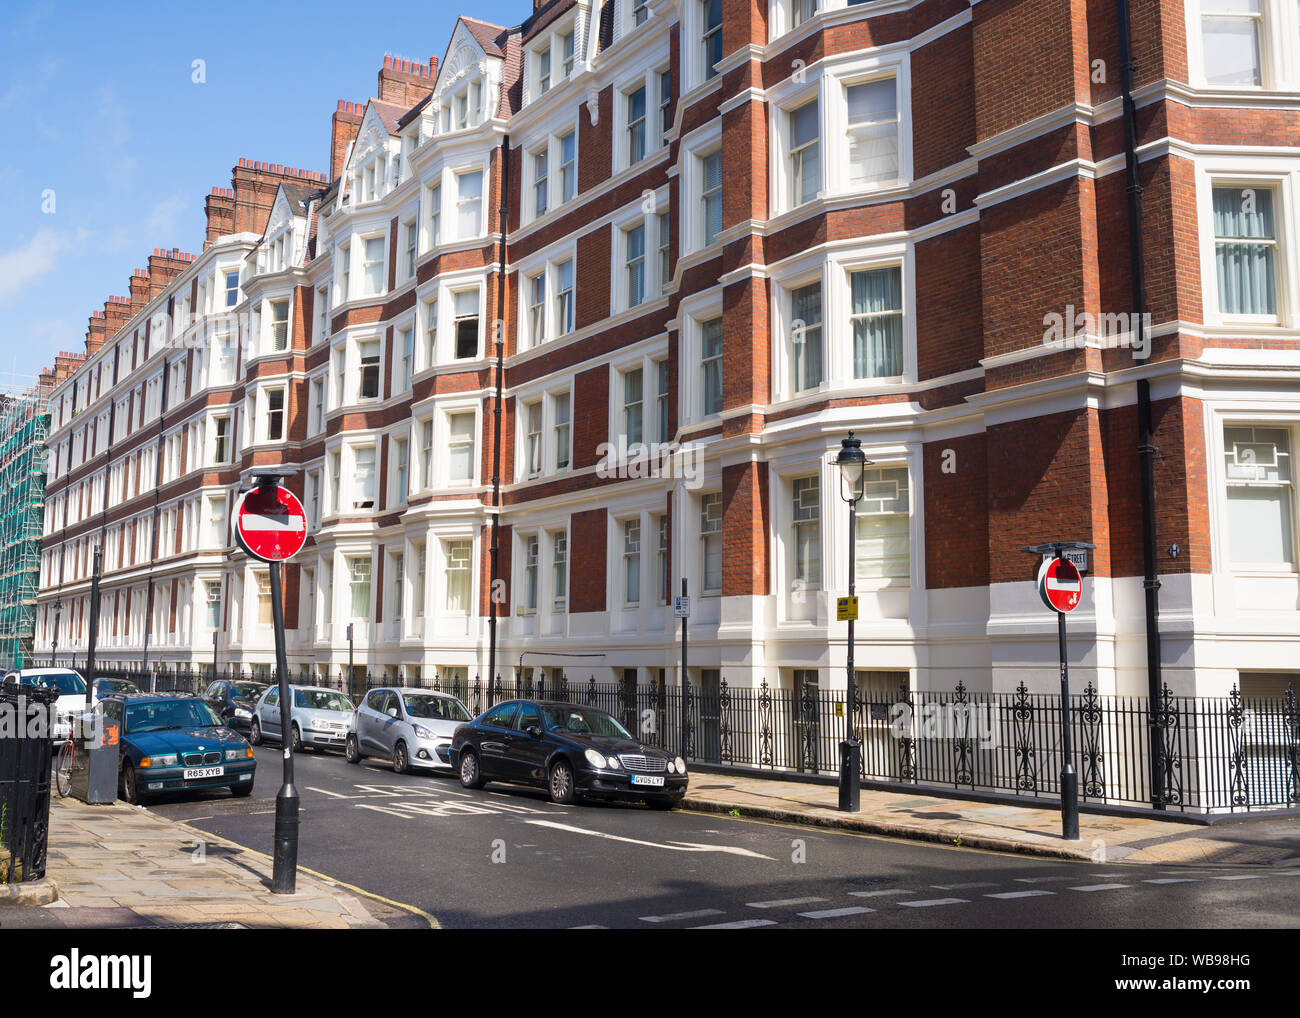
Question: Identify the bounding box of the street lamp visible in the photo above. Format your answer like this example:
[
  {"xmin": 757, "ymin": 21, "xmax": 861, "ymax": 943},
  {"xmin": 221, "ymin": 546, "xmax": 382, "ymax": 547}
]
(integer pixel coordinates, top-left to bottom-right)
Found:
[
  {"xmin": 51, "ymin": 597, "xmax": 63, "ymax": 667},
  {"xmin": 835, "ymin": 431, "xmax": 870, "ymax": 812}
]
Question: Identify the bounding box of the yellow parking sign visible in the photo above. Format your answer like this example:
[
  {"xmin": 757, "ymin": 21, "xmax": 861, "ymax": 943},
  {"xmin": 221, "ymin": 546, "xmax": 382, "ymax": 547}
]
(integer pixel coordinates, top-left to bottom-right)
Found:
[{"xmin": 836, "ymin": 596, "xmax": 859, "ymax": 622}]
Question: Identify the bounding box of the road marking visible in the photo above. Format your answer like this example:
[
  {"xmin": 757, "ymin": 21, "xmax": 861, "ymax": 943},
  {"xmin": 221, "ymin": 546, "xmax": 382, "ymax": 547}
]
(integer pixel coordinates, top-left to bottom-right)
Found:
[
  {"xmin": 689, "ymin": 919, "xmax": 778, "ymax": 930},
  {"xmin": 985, "ymin": 890, "xmax": 1055, "ymax": 899},
  {"xmin": 524, "ymin": 820, "xmax": 775, "ymax": 859},
  {"xmin": 898, "ymin": 897, "xmax": 968, "ymax": 907},
  {"xmin": 1069, "ymin": 883, "xmax": 1130, "ymax": 892},
  {"xmin": 746, "ymin": 896, "xmax": 828, "ymax": 909},
  {"xmin": 1144, "ymin": 878, "xmax": 1198, "ymax": 885},
  {"xmin": 570, "ymin": 924, "xmax": 606, "ymax": 929},
  {"xmin": 849, "ymin": 888, "xmax": 913, "ymax": 898},
  {"xmin": 639, "ymin": 909, "xmax": 726, "ymax": 924},
  {"xmin": 930, "ymin": 881, "xmax": 995, "ymax": 890},
  {"xmin": 1212, "ymin": 873, "xmax": 1267, "ymax": 881},
  {"xmin": 1014, "ymin": 876, "xmax": 1076, "ymax": 884},
  {"xmin": 797, "ymin": 906, "xmax": 875, "ymax": 919}
]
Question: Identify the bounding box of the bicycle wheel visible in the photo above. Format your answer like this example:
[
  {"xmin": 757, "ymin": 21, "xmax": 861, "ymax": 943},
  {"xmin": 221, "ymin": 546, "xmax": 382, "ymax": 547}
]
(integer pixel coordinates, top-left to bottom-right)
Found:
[{"xmin": 55, "ymin": 741, "xmax": 74, "ymax": 798}]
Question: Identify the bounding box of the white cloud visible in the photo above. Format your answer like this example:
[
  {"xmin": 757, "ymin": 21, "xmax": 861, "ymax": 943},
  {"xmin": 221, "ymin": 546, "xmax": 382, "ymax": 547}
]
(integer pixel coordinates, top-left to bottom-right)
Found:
[{"xmin": 0, "ymin": 228, "xmax": 68, "ymax": 300}]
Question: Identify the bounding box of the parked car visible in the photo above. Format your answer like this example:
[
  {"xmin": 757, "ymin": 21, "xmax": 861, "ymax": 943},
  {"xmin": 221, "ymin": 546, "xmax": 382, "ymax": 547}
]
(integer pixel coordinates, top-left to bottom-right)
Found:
[
  {"xmin": 96, "ymin": 692, "xmax": 256, "ymax": 805},
  {"xmin": 346, "ymin": 687, "xmax": 473, "ymax": 773},
  {"xmin": 202, "ymin": 679, "xmax": 268, "ymax": 734},
  {"xmin": 448, "ymin": 699, "xmax": 688, "ymax": 808},
  {"xmin": 3, "ymin": 667, "xmax": 96, "ymax": 741},
  {"xmin": 249, "ymin": 685, "xmax": 354, "ymax": 752},
  {"xmin": 94, "ymin": 678, "xmax": 140, "ymax": 698}
]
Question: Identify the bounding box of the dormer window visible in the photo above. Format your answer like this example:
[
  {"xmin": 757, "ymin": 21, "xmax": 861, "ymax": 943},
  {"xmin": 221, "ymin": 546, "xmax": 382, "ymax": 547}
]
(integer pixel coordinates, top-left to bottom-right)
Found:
[{"xmin": 538, "ymin": 49, "xmax": 552, "ymax": 95}]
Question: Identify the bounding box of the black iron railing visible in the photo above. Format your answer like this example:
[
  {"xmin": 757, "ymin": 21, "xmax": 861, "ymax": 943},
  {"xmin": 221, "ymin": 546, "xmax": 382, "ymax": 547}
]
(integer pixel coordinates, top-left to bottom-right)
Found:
[
  {"xmin": 0, "ymin": 683, "xmax": 57, "ymax": 884},
  {"xmin": 33, "ymin": 659, "xmax": 1300, "ymax": 814}
]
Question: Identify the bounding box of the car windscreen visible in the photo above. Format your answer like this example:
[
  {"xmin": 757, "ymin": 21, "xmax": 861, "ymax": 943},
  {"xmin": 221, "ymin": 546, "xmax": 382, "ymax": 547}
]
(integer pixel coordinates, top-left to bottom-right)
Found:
[
  {"xmin": 232, "ymin": 682, "xmax": 266, "ymax": 702},
  {"xmin": 294, "ymin": 689, "xmax": 353, "ymax": 712},
  {"xmin": 30, "ymin": 672, "xmax": 87, "ymax": 696},
  {"xmin": 403, "ymin": 695, "xmax": 472, "ymax": 722},
  {"xmin": 125, "ymin": 699, "xmax": 222, "ymax": 734},
  {"xmin": 542, "ymin": 706, "xmax": 632, "ymax": 739}
]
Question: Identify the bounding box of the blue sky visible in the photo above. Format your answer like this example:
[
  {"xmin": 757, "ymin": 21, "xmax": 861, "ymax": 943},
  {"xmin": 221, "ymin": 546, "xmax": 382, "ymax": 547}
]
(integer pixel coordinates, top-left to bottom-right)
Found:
[{"xmin": 0, "ymin": 0, "xmax": 527, "ymax": 388}]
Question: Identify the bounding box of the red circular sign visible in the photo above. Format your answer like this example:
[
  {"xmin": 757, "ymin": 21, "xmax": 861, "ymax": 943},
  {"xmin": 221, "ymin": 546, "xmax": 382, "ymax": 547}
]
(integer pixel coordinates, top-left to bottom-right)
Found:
[
  {"xmin": 235, "ymin": 485, "xmax": 307, "ymax": 563},
  {"xmin": 1038, "ymin": 556, "xmax": 1082, "ymax": 613}
]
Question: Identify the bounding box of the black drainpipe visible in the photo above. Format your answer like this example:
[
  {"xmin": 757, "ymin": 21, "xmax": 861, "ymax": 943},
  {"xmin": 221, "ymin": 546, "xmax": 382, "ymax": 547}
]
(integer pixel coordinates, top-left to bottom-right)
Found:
[
  {"xmin": 487, "ymin": 134, "xmax": 510, "ymax": 690},
  {"xmin": 1116, "ymin": 0, "xmax": 1165, "ymax": 809}
]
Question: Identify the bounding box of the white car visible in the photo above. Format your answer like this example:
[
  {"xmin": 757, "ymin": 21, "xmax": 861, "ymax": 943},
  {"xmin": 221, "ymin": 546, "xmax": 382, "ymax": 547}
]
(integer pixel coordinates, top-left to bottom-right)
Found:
[{"xmin": 3, "ymin": 667, "xmax": 97, "ymax": 741}]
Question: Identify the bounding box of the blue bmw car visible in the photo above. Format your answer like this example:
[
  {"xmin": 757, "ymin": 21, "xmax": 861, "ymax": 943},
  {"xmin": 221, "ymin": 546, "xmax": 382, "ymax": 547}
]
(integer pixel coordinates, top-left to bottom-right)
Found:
[{"xmin": 97, "ymin": 693, "xmax": 257, "ymax": 805}]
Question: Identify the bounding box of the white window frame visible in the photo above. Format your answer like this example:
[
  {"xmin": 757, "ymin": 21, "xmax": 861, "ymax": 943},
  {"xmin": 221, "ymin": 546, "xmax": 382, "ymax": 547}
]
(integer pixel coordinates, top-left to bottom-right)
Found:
[{"xmin": 1209, "ymin": 411, "xmax": 1300, "ymax": 576}]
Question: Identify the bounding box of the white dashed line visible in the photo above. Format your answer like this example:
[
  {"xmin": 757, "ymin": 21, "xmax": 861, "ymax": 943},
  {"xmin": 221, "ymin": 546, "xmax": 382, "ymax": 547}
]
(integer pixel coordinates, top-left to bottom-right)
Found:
[
  {"xmin": 690, "ymin": 919, "xmax": 779, "ymax": 930},
  {"xmin": 1212, "ymin": 873, "xmax": 1267, "ymax": 881},
  {"xmin": 1014, "ymin": 876, "xmax": 1076, "ymax": 884},
  {"xmin": 1070, "ymin": 883, "xmax": 1130, "ymax": 892},
  {"xmin": 640, "ymin": 909, "xmax": 726, "ymax": 924},
  {"xmin": 746, "ymin": 896, "xmax": 829, "ymax": 909},
  {"xmin": 985, "ymin": 890, "xmax": 1055, "ymax": 899},
  {"xmin": 570, "ymin": 924, "xmax": 606, "ymax": 929},
  {"xmin": 797, "ymin": 906, "xmax": 875, "ymax": 919},
  {"xmin": 1144, "ymin": 878, "xmax": 1198, "ymax": 885},
  {"xmin": 931, "ymin": 881, "xmax": 996, "ymax": 890},
  {"xmin": 898, "ymin": 897, "xmax": 969, "ymax": 908},
  {"xmin": 849, "ymin": 888, "xmax": 913, "ymax": 898}
]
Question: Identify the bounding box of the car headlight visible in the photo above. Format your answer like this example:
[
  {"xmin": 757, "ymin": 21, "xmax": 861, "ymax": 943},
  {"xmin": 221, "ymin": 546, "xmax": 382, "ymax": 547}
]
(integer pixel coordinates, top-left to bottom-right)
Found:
[
  {"xmin": 225, "ymin": 748, "xmax": 253, "ymax": 761},
  {"xmin": 667, "ymin": 760, "xmax": 676, "ymax": 774},
  {"xmin": 412, "ymin": 725, "xmax": 435, "ymax": 740},
  {"xmin": 675, "ymin": 757, "xmax": 687, "ymax": 774},
  {"xmin": 234, "ymin": 708, "xmax": 252, "ymax": 719},
  {"xmin": 584, "ymin": 749, "xmax": 607, "ymax": 769},
  {"xmin": 605, "ymin": 755, "xmax": 620, "ymax": 768},
  {"xmin": 142, "ymin": 754, "xmax": 178, "ymax": 768}
]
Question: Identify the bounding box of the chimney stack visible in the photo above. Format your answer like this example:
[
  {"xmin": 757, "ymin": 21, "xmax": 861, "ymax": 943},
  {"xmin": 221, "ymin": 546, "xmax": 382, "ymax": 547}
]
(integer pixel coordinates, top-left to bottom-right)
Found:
[{"xmin": 377, "ymin": 55, "xmax": 438, "ymax": 108}]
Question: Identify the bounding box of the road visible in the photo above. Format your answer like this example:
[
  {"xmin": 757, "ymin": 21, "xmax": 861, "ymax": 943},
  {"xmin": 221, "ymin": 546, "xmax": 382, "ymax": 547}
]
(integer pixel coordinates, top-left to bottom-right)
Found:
[{"xmin": 146, "ymin": 745, "xmax": 1300, "ymax": 930}]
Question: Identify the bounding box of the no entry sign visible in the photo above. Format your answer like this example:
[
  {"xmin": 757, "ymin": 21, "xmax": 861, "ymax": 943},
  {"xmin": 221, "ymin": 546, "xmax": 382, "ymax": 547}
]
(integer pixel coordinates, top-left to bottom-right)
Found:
[
  {"xmin": 1037, "ymin": 555, "xmax": 1082, "ymax": 613},
  {"xmin": 235, "ymin": 485, "xmax": 307, "ymax": 563}
]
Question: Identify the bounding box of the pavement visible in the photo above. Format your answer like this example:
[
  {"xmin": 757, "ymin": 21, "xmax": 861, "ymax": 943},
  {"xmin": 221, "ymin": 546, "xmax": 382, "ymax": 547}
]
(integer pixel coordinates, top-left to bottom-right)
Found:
[
  {"xmin": 683, "ymin": 771, "xmax": 1300, "ymax": 866},
  {"xmin": 0, "ymin": 797, "xmax": 433, "ymax": 929}
]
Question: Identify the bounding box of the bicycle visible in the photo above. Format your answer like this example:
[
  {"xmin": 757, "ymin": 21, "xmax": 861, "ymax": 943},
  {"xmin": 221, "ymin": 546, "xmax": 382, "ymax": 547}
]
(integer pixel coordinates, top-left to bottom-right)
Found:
[{"xmin": 54, "ymin": 737, "xmax": 75, "ymax": 798}]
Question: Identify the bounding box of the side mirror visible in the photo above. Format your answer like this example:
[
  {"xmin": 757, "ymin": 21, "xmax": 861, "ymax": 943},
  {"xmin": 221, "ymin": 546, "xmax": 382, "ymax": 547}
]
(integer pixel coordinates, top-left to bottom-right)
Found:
[
  {"xmin": 525, "ymin": 725, "xmax": 543, "ymax": 739},
  {"xmin": 386, "ymin": 707, "xmax": 399, "ymax": 719}
]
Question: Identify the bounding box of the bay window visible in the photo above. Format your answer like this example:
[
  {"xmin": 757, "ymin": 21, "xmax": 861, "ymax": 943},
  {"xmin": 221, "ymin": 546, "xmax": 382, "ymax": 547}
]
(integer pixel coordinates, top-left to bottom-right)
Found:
[
  {"xmin": 454, "ymin": 289, "xmax": 480, "ymax": 359},
  {"xmin": 790, "ymin": 100, "xmax": 821, "ymax": 206},
  {"xmin": 846, "ymin": 78, "xmax": 900, "ymax": 187},
  {"xmin": 701, "ymin": 492, "xmax": 723, "ymax": 594},
  {"xmin": 448, "ymin": 412, "xmax": 476, "ymax": 483},
  {"xmin": 445, "ymin": 539, "xmax": 472, "ymax": 612},
  {"xmin": 349, "ymin": 556, "xmax": 372, "ymax": 618},
  {"xmin": 792, "ymin": 475, "xmax": 821, "ymax": 589},
  {"xmin": 457, "ymin": 170, "xmax": 483, "ymax": 237},
  {"xmin": 701, "ymin": 318, "xmax": 723, "ymax": 416},
  {"xmin": 791, "ymin": 281, "xmax": 824, "ymax": 392}
]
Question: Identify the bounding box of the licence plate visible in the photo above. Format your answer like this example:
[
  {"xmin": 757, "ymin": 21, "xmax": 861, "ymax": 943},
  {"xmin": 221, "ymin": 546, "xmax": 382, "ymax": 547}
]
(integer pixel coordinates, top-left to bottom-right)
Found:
[
  {"xmin": 630, "ymin": 774, "xmax": 665, "ymax": 787},
  {"xmin": 184, "ymin": 766, "xmax": 224, "ymax": 780}
]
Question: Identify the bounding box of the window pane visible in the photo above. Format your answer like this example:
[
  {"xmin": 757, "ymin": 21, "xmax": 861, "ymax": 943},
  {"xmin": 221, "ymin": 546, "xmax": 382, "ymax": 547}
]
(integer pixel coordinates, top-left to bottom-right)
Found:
[
  {"xmin": 1201, "ymin": 13, "xmax": 1261, "ymax": 86},
  {"xmin": 791, "ymin": 282, "xmax": 823, "ymax": 391},
  {"xmin": 847, "ymin": 80, "xmax": 899, "ymax": 186},
  {"xmin": 1213, "ymin": 186, "xmax": 1276, "ymax": 315},
  {"xmin": 850, "ymin": 267, "xmax": 903, "ymax": 378}
]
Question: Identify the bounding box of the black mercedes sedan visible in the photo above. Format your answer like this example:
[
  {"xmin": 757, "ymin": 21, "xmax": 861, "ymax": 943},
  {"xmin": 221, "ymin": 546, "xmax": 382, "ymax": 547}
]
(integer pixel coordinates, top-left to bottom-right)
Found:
[{"xmin": 447, "ymin": 699, "xmax": 688, "ymax": 808}]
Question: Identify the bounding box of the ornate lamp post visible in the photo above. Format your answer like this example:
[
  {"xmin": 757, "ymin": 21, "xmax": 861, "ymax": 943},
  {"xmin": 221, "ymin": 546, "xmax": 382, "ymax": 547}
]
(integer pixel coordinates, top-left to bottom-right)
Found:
[
  {"xmin": 51, "ymin": 597, "xmax": 63, "ymax": 667},
  {"xmin": 835, "ymin": 432, "xmax": 870, "ymax": 812}
]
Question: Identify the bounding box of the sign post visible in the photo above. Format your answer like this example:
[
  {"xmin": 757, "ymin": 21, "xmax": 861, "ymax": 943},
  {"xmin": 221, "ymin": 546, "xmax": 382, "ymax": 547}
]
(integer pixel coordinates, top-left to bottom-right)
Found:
[
  {"xmin": 235, "ymin": 472, "xmax": 307, "ymax": 894},
  {"xmin": 677, "ymin": 580, "xmax": 689, "ymax": 761},
  {"xmin": 1023, "ymin": 541, "xmax": 1093, "ymax": 842}
]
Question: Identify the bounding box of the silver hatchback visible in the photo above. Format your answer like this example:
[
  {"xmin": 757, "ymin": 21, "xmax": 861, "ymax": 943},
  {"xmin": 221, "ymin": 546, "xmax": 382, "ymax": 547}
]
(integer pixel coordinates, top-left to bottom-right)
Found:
[
  {"xmin": 250, "ymin": 685, "xmax": 355, "ymax": 753},
  {"xmin": 346, "ymin": 688, "xmax": 473, "ymax": 773}
]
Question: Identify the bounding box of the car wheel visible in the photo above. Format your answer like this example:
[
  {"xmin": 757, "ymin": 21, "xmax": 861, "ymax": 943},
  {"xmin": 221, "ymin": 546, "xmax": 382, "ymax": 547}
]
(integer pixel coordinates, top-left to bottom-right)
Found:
[
  {"xmin": 393, "ymin": 741, "xmax": 411, "ymax": 775},
  {"xmin": 548, "ymin": 759, "xmax": 577, "ymax": 805},
  {"xmin": 647, "ymin": 798, "xmax": 678, "ymax": 811},
  {"xmin": 291, "ymin": 725, "xmax": 302, "ymax": 753},
  {"xmin": 121, "ymin": 762, "xmax": 143, "ymax": 806},
  {"xmin": 345, "ymin": 734, "xmax": 362, "ymax": 764},
  {"xmin": 459, "ymin": 749, "xmax": 486, "ymax": 789},
  {"xmin": 249, "ymin": 719, "xmax": 263, "ymax": 746},
  {"xmin": 230, "ymin": 782, "xmax": 254, "ymax": 798}
]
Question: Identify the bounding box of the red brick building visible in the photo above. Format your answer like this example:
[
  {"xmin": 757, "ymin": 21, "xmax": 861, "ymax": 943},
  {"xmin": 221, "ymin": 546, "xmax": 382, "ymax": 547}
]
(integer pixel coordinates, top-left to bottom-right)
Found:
[{"xmin": 35, "ymin": 0, "xmax": 1300, "ymax": 703}]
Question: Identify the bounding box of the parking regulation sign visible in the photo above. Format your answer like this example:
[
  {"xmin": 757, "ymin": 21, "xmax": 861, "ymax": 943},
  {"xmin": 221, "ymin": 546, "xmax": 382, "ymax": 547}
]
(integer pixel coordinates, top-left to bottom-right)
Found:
[
  {"xmin": 1037, "ymin": 555, "xmax": 1082, "ymax": 613},
  {"xmin": 235, "ymin": 485, "xmax": 308, "ymax": 563}
]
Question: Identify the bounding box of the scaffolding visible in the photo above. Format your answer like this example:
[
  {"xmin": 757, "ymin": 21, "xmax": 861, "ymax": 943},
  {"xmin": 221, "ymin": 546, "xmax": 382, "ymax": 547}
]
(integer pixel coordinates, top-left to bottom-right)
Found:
[{"xmin": 0, "ymin": 379, "xmax": 50, "ymax": 672}]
